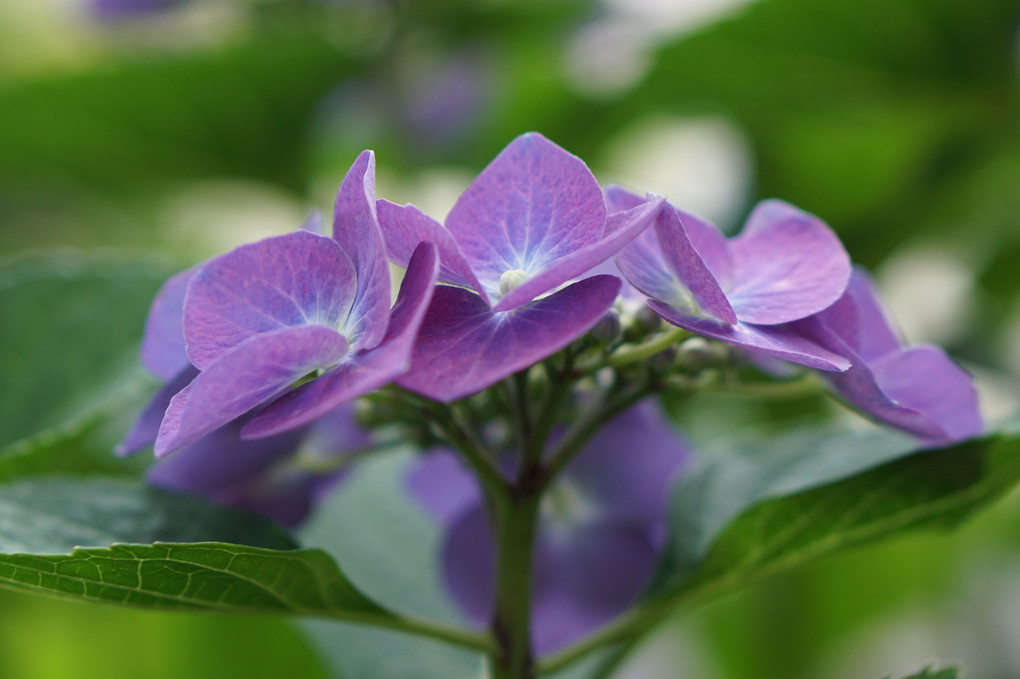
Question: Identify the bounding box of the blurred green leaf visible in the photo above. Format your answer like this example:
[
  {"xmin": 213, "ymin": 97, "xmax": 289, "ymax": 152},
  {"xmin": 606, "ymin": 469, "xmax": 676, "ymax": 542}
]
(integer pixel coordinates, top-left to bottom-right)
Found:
[
  {"xmin": 0, "ymin": 251, "xmax": 170, "ymax": 449},
  {"xmin": 658, "ymin": 423, "xmax": 1020, "ymax": 599},
  {"xmin": 889, "ymin": 666, "xmax": 959, "ymax": 679},
  {"xmin": 0, "ymin": 477, "xmax": 297, "ymax": 553}
]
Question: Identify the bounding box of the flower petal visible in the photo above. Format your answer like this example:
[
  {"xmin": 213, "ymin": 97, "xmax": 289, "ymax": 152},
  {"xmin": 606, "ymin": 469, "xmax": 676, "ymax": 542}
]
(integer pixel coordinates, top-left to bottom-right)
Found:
[
  {"xmin": 405, "ymin": 451, "xmax": 485, "ymax": 526},
  {"xmin": 650, "ymin": 301, "xmax": 851, "ymax": 371},
  {"xmin": 155, "ymin": 325, "xmax": 349, "ymax": 457},
  {"xmin": 242, "ymin": 243, "xmax": 439, "ymax": 438},
  {"xmin": 377, "ymin": 199, "xmax": 487, "ymax": 299},
  {"xmin": 141, "ymin": 268, "xmax": 195, "ymax": 380},
  {"xmin": 332, "ymin": 150, "xmax": 392, "ymax": 351},
  {"xmin": 398, "ymin": 275, "xmax": 621, "ymax": 402},
  {"xmin": 115, "ymin": 366, "xmax": 198, "ymax": 456},
  {"xmin": 565, "ymin": 402, "xmax": 690, "ymax": 523},
  {"xmin": 441, "ymin": 505, "xmax": 496, "ymax": 625},
  {"xmin": 183, "ymin": 230, "xmax": 357, "ymax": 370},
  {"xmin": 727, "ymin": 199, "xmax": 851, "ymax": 325},
  {"xmin": 445, "ymin": 133, "xmax": 606, "ymax": 299},
  {"xmin": 816, "ymin": 268, "xmax": 901, "ymax": 362},
  {"xmin": 492, "ymin": 196, "xmax": 664, "ymax": 312}
]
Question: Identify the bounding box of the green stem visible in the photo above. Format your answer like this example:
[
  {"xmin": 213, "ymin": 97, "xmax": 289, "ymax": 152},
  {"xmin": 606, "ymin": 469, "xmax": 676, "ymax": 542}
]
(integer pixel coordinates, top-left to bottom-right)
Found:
[
  {"xmin": 333, "ymin": 611, "xmax": 495, "ymax": 654},
  {"xmin": 489, "ymin": 489, "xmax": 542, "ymax": 679},
  {"xmin": 697, "ymin": 374, "xmax": 822, "ymax": 399},
  {"xmin": 606, "ymin": 327, "xmax": 690, "ymax": 369},
  {"xmin": 531, "ymin": 354, "xmax": 575, "ymax": 463}
]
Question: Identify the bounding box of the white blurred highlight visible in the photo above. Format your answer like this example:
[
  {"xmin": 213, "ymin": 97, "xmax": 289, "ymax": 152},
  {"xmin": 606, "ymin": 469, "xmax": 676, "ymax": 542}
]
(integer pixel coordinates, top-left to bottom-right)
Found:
[{"xmin": 600, "ymin": 116, "xmax": 753, "ymax": 227}]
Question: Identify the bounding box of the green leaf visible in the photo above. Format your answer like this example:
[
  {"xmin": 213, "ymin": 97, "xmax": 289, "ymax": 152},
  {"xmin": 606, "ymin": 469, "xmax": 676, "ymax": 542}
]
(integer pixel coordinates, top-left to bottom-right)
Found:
[
  {"xmin": 889, "ymin": 667, "xmax": 959, "ymax": 679},
  {"xmin": 0, "ymin": 477, "xmax": 297, "ymax": 553},
  {"xmin": 0, "ymin": 251, "xmax": 171, "ymax": 449},
  {"xmin": 0, "ymin": 542, "xmax": 386, "ymax": 618},
  {"xmin": 658, "ymin": 423, "xmax": 1020, "ymax": 601}
]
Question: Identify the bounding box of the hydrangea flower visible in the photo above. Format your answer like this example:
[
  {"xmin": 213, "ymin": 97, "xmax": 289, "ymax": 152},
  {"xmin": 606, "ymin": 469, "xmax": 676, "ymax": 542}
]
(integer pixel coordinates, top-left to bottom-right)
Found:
[
  {"xmin": 376, "ymin": 133, "xmax": 664, "ymax": 402},
  {"xmin": 789, "ymin": 268, "xmax": 983, "ymax": 446},
  {"xmin": 148, "ymin": 404, "xmax": 371, "ymax": 527},
  {"xmin": 406, "ymin": 403, "xmax": 690, "ymax": 654},
  {"xmin": 611, "ymin": 188, "xmax": 852, "ymax": 371},
  {"xmin": 125, "ymin": 151, "xmax": 439, "ymax": 456}
]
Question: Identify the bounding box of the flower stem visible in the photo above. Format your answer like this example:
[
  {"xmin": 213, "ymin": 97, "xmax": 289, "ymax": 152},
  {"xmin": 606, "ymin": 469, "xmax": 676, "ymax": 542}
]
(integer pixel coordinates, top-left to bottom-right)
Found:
[{"xmin": 605, "ymin": 327, "xmax": 690, "ymax": 368}]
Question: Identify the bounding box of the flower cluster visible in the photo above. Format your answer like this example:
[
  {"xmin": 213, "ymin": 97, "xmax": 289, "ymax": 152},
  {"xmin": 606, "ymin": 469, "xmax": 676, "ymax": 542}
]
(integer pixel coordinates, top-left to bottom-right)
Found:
[{"xmin": 123, "ymin": 131, "xmax": 982, "ymax": 662}]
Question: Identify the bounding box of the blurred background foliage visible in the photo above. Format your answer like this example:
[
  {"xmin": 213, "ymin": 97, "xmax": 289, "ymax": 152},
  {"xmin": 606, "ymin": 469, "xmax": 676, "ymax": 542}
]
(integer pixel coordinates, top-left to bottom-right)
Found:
[{"xmin": 0, "ymin": 0, "xmax": 1018, "ymax": 677}]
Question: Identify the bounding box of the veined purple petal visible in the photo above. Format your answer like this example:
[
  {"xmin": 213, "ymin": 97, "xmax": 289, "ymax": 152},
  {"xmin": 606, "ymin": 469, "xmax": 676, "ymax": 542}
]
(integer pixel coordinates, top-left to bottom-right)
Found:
[
  {"xmin": 817, "ymin": 268, "xmax": 900, "ymax": 362},
  {"xmin": 614, "ymin": 223, "xmax": 684, "ymax": 306},
  {"xmin": 868, "ymin": 345, "xmax": 983, "ymax": 445},
  {"xmin": 405, "ymin": 451, "xmax": 484, "ymax": 524},
  {"xmin": 242, "ymin": 243, "xmax": 439, "ymax": 438},
  {"xmin": 115, "ymin": 366, "xmax": 198, "ymax": 456},
  {"xmin": 398, "ymin": 275, "xmax": 621, "ymax": 402},
  {"xmin": 300, "ymin": 210, "xmax": 325, "ymax": 235},
  {"xmin": 183, "ymin": 230, "xmax": 357, "ymax": 371},
  {"xmin": 333, "ymin": 151, "xmax": 392, "ymax": 351},
  {"xmin": 604, "ymin": 185, "xmax": 643, "ymax": 214},
  {"xmin": 727, "ymin": 199, "xmax": 851, "ymax": 325},
  {"xmin": 155, "ymin": 325, "xmax": 349, "ymax": 457},
  {"xmin": 377, "ymin": 199, "xmax": 487, "ymax": 299},
  {"xmin": 445, "ymin": 133, "xmax": 606, "ymax": 300},
  {"xmin": 651, "ymin": 301, "xmax": 850, "ymax": 371},
  {"xmin": 493, "ymin": 197, "xmax": 664, "ymax": 312},
  {"xmin": 676, "ymin": 210, "xmax": 734, "ymax": 290},
  {"xmin": 565, "ymin": 402, "xmax": 689, "ymax": 523},
  {"xmin": 654, "ymin": 206, "xmax": 736, "ymax": 324},
  {"xmin": 141, "ymin": 268, "xmax": 195, "ymax": 380}
]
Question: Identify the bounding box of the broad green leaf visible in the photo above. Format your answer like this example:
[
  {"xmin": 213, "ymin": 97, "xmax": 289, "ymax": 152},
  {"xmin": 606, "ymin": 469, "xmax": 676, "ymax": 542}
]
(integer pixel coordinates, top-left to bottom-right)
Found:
[
  {"xmin": 0, "ymin": 542, "xmax": 386, "ymax": 619},
  {"xmin": 0, "ymin": 251, "xmax": 170, "ymax": 449},
  {"xmin": 657, "ymin": 423, "xmax": 1020, "ymax": 603},
  {"xmin": 0, "ymin": 477, "xmax": 297, "ymax": 553}
]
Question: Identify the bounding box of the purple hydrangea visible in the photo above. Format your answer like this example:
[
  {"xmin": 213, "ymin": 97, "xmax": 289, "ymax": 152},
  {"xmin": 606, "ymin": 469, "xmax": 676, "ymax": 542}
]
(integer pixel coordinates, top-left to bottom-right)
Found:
[
  {"xmin": 148, "ymin": 404, "xmax": 371, "ymax": 527},
  {"xmin": 122, "ymin": 151, "xmax": 439, "ymax": 456},
  {"xmin": 790, "ymin": 268, "xmax": 983, "ymax": 446},
  {"xmin": 377, "ymin": 133, "xmax": 665, "ymax": 402},
  {"xmin": 611, "ymin": 189, "xmax": 852, "ymax": 371},
  {"xmin": 406, "ymin": 403, "xmax": 690, "ymax": 654}
]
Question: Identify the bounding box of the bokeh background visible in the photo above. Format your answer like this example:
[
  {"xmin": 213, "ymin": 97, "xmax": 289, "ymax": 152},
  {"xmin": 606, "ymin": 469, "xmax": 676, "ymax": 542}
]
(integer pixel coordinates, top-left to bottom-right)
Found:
[{"xmin": 1, "ymin": 0, "xmax": 1019, "ymax": 677}]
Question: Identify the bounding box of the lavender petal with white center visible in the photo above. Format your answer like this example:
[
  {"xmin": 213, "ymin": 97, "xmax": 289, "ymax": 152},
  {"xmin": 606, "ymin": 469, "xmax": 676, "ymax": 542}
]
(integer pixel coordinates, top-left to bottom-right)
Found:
[{"xmin": 397, "ymin": 275, "xmax": 621, "ymax": 403}]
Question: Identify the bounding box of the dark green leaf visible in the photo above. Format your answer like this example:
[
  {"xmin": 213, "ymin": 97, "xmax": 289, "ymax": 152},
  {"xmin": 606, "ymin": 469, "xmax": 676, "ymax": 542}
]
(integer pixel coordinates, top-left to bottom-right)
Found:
[
  {"xmin": 656, "ymin": 423, "xmax": 1020, "ymax": 604},
  {"xmin": 0, "ymin": 251, "xmax": 170, "ymax": 449},
  {"xmin": 0, "ymin": 477, "xmax": 297, "ymax": 553}
]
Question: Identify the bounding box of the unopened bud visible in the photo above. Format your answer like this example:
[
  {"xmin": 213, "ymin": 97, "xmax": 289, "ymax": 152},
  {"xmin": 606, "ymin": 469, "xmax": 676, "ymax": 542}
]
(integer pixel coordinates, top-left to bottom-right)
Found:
[
  {"xmin": 590, "ymin": 309, "xmax": 621, "ymax": 342},
  {"xmin": 648, "ymin": 346, "xmax": 678, "ymax": 373},
  {"xmin": 676, "ymin": 337, "xmax": 727, "ymax": 373},
  {"xmin": 636, "ymin": 305, "xmax": 662, "ymax": 332}
]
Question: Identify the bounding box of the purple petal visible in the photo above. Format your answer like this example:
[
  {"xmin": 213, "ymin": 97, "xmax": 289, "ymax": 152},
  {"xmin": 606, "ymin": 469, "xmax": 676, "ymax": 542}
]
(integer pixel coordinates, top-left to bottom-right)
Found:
[
  {"xmin": 604, "ymin": 185, "xmax": 643, "ymax": 214},
  {"xmin": 676, "ymin": 210, "xmax": 734, "ymax": 290},
  {"xmin": 532, "ymin": 522, "xmax": 658, "ymax": 655},
  {"xmin": 651, "ymin": 301, "xmax": 851, "ymax": 371},
  {"xmin": 332, "ymin": 151, "xmax": 392, "ymax": 351},
  {"xmin": 183, "ymin": 230, "xmax": 357, "ymax": 371},
  {"xmin": 141, "ymin": 268, "xmax": 195, "ymax": 380},
  {"xmin": 865, "ymin": 344, "xmax": 982, "ymax": 445},
  {"xmin": 242, "ymin": 243, "xmax": 439, "ymax": 438},
  {"xmin": 405, "ymin": 451, "xmax": 484, "ymax": 524},
  {"xmin": 727, "ymin": 199, "xmax": 851, "ymax": 325},
  {"xmin": 155, "ymin": 325, "xmax": 349, "ymax": 457},
  {"xmin": 300, "ymin": 211, "xmax": 325, "ymax": 235},
  {"xmin": 377, "ymin": 199, "xmax": 487, "ymax": 299},
  {"xmin": 654, "ymin": 206, "xmax": 737, "ymax": 324},
  {"xmin": 445, "ymin": 133, "xmax": 606, "ymax": 299},
  {"xmin": 816, "ymin": 268, "xmax": 901, "ymax": 362},
  {"xmin": 565, "ymin": 402, "xmax": 690, "ymax": 523},
  {"xmin": 398, "ymin": 275, "xmax": 621, "ymax": 402},
  {"xmin": 441, "ymin": 505, "xmax": 496, "ymax": 625},
  {"xmin": 492, "ymin": 197, "xmax": 664, "ymax": 312},
  {"xmin": 115, "ymin": 367, "xmax": 198, "ymax": 456}
]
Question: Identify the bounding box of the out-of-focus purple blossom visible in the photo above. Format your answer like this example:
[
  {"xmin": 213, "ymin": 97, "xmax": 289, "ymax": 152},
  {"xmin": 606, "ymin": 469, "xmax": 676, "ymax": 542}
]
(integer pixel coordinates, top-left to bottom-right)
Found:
[
  {"xmin": 789, "ymin": 268, "xmax": 983, "ymax": 446},
  {"xmin": 612, "ymin": 188, "xmax": 852, "ymax": 371},
  {"xmin": 148, "ymin": 404, "xmax": 371, "ymax": 527},
  {"xmin": 377, "ymin": 133, "xmax": 664, "ymax": 402},
  {"xmin": 122, "ymin": 151, "xmax": 438, "ymax": 457},
  {"xmin": 406, "ymin": 402, "xmax": 690, "ymax": 654}
]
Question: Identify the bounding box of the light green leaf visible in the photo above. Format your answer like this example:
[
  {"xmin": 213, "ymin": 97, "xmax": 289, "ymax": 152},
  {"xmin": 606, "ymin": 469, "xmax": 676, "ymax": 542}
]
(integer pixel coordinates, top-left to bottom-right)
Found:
[{"xmin": 888, "ymin": 666, "xmax": 959, "ymax": 679}]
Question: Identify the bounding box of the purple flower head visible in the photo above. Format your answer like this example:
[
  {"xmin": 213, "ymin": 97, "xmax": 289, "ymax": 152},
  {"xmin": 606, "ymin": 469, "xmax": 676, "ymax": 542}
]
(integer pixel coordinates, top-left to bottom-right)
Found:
[
  {"xmin": 790, "ymin": 268, "xmax": 983, "ymax": 446},
  {"xmin": 406, "ymin": 402, "xmax": 690, "ymax": 654},
  {"xmin": 136, "ymin": 151, "xmax": 438, "ymax": 456},
  {"xmin": 612, "ymin": 188, "xmax": 853, "ymax": 371},
  {"xmin": 148, "ymin": 404, "xmax": 371, "ymax": 527},
  {"xmin": 377, "ymin": 133, "xmax": 664, "ymax": 402}
]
